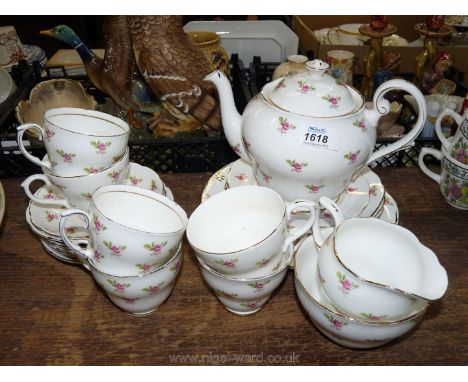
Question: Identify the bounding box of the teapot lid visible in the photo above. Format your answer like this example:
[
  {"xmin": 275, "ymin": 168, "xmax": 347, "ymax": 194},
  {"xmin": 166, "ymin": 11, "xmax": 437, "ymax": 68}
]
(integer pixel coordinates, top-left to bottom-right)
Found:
[{"xmin": 265, "ymin": 59, "xmax": 360, "ymax": 117}]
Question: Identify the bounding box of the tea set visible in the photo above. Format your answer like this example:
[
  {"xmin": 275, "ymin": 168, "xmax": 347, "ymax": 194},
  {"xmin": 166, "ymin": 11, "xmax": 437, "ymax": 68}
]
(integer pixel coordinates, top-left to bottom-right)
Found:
[{"xmin": 16, "ymin": 59, "xmax": 450, "ymax": 349}]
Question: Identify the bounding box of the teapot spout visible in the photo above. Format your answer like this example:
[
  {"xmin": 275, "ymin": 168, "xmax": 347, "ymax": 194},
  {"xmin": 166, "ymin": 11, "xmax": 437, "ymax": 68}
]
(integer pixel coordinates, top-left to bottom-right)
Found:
[{"xmin": 204, "ymin": 71, "xmax": 248, "ymax": 162}]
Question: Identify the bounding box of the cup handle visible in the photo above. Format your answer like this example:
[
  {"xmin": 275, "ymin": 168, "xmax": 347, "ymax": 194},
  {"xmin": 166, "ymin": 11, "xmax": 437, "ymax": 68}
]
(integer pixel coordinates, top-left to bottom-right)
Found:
[
  {"xmin": 21, "ymin": 174, "xmax": 72, "ymax": 208},
  {"xmin": 282, "ymin": 200, "xmax": 317, "ymax": 254},
  {"xmin": 59, "ymin": 209, "xmax": 94, "ymax": 262},
  {"xmin": 365, "ymin": 79, "xmax": 427, "ymax": 165},
  {"xmin": 17, "ymin": 123, "xmax": 53, "ymax": 171},
  {"xmin": 435, "ymin": 108, "xmax": 463, "ymax": 151},
  {"xmin": 313, "ymin": 197, "xmax": 345, "ymax": 248},
  {"xmin": 418, "ymin": 147, "xmax": 442, "ymax": 184}
]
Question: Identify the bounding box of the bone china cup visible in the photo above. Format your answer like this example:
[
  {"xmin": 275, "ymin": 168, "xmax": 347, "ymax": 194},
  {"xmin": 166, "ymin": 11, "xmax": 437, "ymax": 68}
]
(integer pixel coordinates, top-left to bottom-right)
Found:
[
  {"xmin": 294, "ymin": 236, "xmax": 427, "ymax": 349},
  {"xmin": 435, "ymin": 108, "xmax": 468, "ymax": 165},
  {"xmin": 84, "ymin": 244, "xmax": 183, "ymax": 315},
  {"xmin": 17, "ymin": 107, "xmax": 130, "ymax": 176},
  {"xmin": 21, "ymin": 148, "xmax": 130, "ymax": 210},
  {"xmin": 59, "ymin": 184, "xmax": 188, "ymax": 276},
  {"xmin": 197, "ymin": 250, "xmax": 292, "ymax": 315},
  {"xmin": 314, "ymin": 197, "xmax": 447, "ymax": 322},
  {"xmin": 419, "ymin": 146, "xmax": 468, "ymax": 210},
  {"xmin": 186, "ymin": 186, "xmax": 316, "ymax": 278}
]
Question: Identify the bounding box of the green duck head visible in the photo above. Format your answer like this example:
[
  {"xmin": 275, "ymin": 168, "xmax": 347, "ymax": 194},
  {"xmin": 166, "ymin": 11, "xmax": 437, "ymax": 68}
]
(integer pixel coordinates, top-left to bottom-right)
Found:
[{"xmin": 40, "ymin": 25, "xmax": 82, "ymax": 48}]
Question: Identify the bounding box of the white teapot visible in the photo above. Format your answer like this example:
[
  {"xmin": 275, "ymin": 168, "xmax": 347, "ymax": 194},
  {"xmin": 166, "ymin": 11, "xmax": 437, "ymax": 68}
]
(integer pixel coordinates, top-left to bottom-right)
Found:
[{"xmin": 206, "ymin": 60, "xmax": 427, "ymax": 202}]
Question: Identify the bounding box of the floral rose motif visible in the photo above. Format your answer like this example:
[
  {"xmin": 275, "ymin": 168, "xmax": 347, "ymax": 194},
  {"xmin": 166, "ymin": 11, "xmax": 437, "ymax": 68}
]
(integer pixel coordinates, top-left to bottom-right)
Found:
[
  {"xmin": 297, "ymin": 80, "xmax": 315, "ymax": 94},
  {"xmin": 360, "ymin": 312, "xmax": 388, "ymax": 321},
  {"xmin": 247, "ymin": 280, "xmax": 271, "ymax": 292},
  {"xmin": 119, "ymin": 297, "xmax": 139, "ymax": 304},
  {"xmin": 150, "ymin": 179, "xmax": 158, "ymax": 192},
  {"xmin": 91, "ymin": 140, "xmax": 111, "ymax": 154},
  {"xmin": 232, "ymin": 144, "xmax": 242, "ymax": 155},
  {"xmin": 136, "ymin": 263, "xmax": 152, "ymax": 273},
  {"xmin": 305, "ymin": 184, "xmax": 324, "ymax": 193},
  {"xmin": 81, "ymin": 192, "xmax": 92, "ymax": 200},
  {"xmin": 278, "ymin": 116, "xmax": 296, "ymax": 134},
  {"xmin": 107, "ymin": 279, "xmax": 131, "ymax": 293},
  {"xmin": 43, "ymin": 189, "xmax": 56, "ymax": 199},
  {"xmin": 93, "ymin": 249, "xmax": 104, "ymax": 263},
  {"xmin": 216, "ymin": 290, "xmax": 238, "ymax": 299},
  {"xmin": 317, "ymin": 266, "xmax": 326, "ymax": 284},
  {"xmin": 235, "ymin": 173, "xmax": 248, "ymax": 182},
  {"xmin": 275, "ymin": 79, "xmax": 286, "ymax": 90},
  {"xmin": 337, "ymin": 271, "xmax": 359, "ymax": 295},
  {"xmin": 255, "ymin": 258, "xmax": 272, "ymax": 268},
  {"xmin": 448, "ymin": 181, "xmax": 463, "ymax": 200},
  {"xmin": 259, "ymin": 169, "xmax": 272, "ymax": 183},
  {"xmin": 450, "ymin": 140, "xmax": 468, "ymax": 165},
  {"xmin": 144, "ymin": 241, "xmax": 167, "ymax": 255},
  {"xmin": 103, "ymin": 240, "xmax": 126, "ymax": 256},
  {"xmin": 127, "ymin": 176, "xmax": 143, "ymax": 185},
  {"xmin": 44, "ymin": 126, "xmax": 55, "ymax": 142},
  {"xmin": 242, "ymin": 137, "xmax": 251, "ymax": 151},
  {"xmin": 322, "ymin": 95, "xmax": 341, "ymax": 108},
  {"xmin": 286, "ymin": 159, "xmax": 307, "ymax": 173},
  {"xmin": 56, "ymin": 149, "xmax": 76, "ymax": 163},
  {"xmin": 323, "ymin": 313, "xmax": 348, "ymax": 330},
  {"xmin": 84, "ymin": 167, "xmax": 103, "ymax": 174},
  {"xmin": 142, "ymin": 282, "xmax": 165, "ymax": 294},
  {"xmin": 353, "ymin": 119, "xmax": 367, "ymax": 132},
  {"xmin": 93, "ymin": 214, "xmax": 106, "ymax": 233},
  {"xmin": 107, "ymin": 170, "xmax": 122, "ymax": 184},
  {"xmin": 344, "ymin": 150, "xmax": 361, "ymax": 164},
  {"xmin": 45, "ymin": 211, "xmax": 59, "ymax": 222},
  {"xmin": 240, "ymin": 301, "xmax": 259, "ymax": 308},
  {"xmin": 215, "ymin": 259, "xmax": 238, "ymax": 268},
  {"xmin": 369, "ymin": 185, "xmax": 378, "ymax": 196},
  {"xmin": 170, "ymin": 260, "xmax": 181, "ymax": 272}
]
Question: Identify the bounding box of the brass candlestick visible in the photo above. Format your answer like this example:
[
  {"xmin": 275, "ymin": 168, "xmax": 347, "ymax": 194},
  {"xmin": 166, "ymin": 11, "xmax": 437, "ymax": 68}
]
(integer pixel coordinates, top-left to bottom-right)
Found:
[
  {"xmin": 413, "ymin": 23, "xmax": 452, "ymax": 86},
  {"xmin": 359, "ymin": 23, "xmax": 397, "ymax": 100}
]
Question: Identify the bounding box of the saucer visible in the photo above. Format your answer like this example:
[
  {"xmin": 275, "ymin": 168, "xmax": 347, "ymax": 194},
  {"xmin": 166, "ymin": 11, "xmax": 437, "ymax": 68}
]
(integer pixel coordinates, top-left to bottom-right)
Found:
[
  {"xmin": 203, "ymin": 159, "xmax": 384, "ymax": 220},
  {"xmin": 41, "ymin": 238, "xmax": 82, "ymax": 264},
  {"xmin": 378, "ymin": 192, "xmax": 399, "ymax": 224}
]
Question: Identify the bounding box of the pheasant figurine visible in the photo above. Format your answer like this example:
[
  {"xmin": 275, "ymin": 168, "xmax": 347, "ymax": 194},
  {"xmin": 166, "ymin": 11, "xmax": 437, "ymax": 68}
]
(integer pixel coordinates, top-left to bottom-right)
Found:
[
  {"xmin": 40, "ymin": 19, "xmax": 165, "ymax": 128},
  {"xmin": 128, "ymin": 16, "xmax": 222, "ymax": 132}
]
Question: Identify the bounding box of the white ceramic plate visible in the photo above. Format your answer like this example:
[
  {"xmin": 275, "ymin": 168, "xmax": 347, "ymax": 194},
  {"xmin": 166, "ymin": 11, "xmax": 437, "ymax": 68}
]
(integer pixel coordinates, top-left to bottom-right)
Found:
[
  {"xmin": 183, "ymin": 20, "xmax": 298, "ymax": 65},
  {"xmin": 41, "ymin": 238, "xmax": 82, "ymax": 264}
]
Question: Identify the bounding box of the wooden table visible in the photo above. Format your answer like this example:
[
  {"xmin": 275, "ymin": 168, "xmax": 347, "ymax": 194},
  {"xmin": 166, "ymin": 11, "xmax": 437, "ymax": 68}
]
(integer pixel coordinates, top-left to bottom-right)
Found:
[{"xmin": 0, "ymin": 168, "xmax": 466, "ymax": 365}]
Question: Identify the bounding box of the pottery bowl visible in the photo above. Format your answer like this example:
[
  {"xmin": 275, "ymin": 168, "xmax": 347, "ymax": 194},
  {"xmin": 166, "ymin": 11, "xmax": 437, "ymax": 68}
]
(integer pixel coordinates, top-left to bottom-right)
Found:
[
  {"xmin": 294, "ymin": 236, "xmax": 427, "ymax": 349},
  {"xmin": 21, "ymin": 147, "xmax": 130, "ymax": 211},
  {"xmin": 317, "ymin": 216, "xmax": 445, "ymax": 322},
  {"xmin": 86, "ymin": 243, "xmax": 183, "ymax": 315},
  {"xmin": 197, "ymin": 249, "xmax": 292, "ymax": 315},
  {"xmin": 15, "ymin": 79, "xmax": 97, "ymax": 135},
  {"xmin": 0, "ymin": 67, "xmax": 16, "ymax": 104}
]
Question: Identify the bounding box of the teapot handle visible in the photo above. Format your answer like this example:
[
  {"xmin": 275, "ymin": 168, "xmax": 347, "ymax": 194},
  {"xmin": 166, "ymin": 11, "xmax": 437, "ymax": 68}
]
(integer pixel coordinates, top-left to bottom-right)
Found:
[{"xmin": 365, "ymin": 79, "xmax": 427, "ymax": 165}]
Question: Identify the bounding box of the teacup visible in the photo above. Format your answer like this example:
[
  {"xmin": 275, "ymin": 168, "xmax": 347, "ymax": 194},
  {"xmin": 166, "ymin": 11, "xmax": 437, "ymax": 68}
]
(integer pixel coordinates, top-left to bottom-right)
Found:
[
  {"xmin": 21, "ymin": 148, "xmax": 130, "ymax": 210},
  {"xmin": 197, "ymin": 249, "xmax": 293, "ymax": 315},
  {"xmin": 294, "ymin": 235, "xmax": 427, "ymax": 349},
  {"xmin": 59, "ymin": 184, "xmax": 188, "ymax": 276},
  {"xmin": 419, "ymin": 146, "xmax": 468, "ymax": 210},
  {"xmin": 82, "ymin": 243, "xmax": 183, "ymax": 315},
  {"xmin": 435, "ymin": 108, "xmax": 468, "ymax": 165},
  {"xmin": 17, "ymin": 107, "xmax": 130, "ymax": 176},
  {"xmin": 187, "ymin": 186, "xmax": 316, "ymax": 278},
  {"xmin": 325, "ymin": 50, "xmax": 354, "ymax": 85},
  {"xmin": 327, "ymin": 24, "xmax": 367, "ymax": 45},
  {"xmin": 314, "ymin": 197, "xmax": 446, "ymax": 322}
]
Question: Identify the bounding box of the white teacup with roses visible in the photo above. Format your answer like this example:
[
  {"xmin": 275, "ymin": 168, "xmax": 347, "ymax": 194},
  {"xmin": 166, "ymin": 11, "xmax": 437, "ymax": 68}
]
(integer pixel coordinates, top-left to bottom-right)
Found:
[{"xmin": 59, "ymin": 184, "xmax": 188, "ymax": 276}]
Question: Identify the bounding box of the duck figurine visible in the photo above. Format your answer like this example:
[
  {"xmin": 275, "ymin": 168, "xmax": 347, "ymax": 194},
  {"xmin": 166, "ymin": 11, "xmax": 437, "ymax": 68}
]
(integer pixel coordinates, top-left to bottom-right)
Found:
[
  {"xmin": 128, "ymin": 16, "xmax": 222, "ymax": 133},
  {"xmin": 40, "ymin": 18, "xmax": 167, "ymax": 129}
]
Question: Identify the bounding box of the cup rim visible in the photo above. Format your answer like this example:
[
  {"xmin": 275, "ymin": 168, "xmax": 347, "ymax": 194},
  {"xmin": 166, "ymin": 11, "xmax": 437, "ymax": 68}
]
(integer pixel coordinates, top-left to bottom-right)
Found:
[
  {"xmin": 187, "ymin": 185, "xmax": 286, "ymax": 255},
  {"xmin": 87, "ymin": 243, "xmax": 182, "ymax": 278},
  {"xmin": 294, "ymin": 237, "xmax": 429, "ymax": 325},
  {"xmin": 196, "ymin": 248, "xmax": 293, "ymax": 282},
  {"xmin": 41, "ymin": 147, "xmax": 129, "ymax": 179},
  {"xmin": 91, "ymin": 184, "xmax": 188, "ymax": 235},
  {"xmin": 44, "ymin": 107, "xmax": 129, "ymax": 137},
  {"xmin": 330, "ymin": 217, "xmax": 436, "ymax": 302}
]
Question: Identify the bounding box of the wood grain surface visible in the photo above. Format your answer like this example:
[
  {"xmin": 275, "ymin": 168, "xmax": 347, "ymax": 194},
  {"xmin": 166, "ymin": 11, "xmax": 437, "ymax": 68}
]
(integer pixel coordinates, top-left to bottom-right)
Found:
[{"xmin": 0, "ymin": 168, "xmax": 466, "ymax": 365}]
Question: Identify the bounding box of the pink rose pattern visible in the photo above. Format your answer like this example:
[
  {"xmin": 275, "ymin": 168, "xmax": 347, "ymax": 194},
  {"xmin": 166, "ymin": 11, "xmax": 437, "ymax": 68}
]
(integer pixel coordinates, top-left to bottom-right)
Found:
[
  {"xmin": 286, "ymin": 159, "xmax": 308, "ymax": 173},
  {"xmin": 247, "ymin": 280, "xmax": 271, "ymax": 292},
  {"xmin": 107, "ymin": 170, "xmax": 122, "ymax": 184},
  {"xmin": 240, "ymin": 301, "xmax": 260, "ymax": 308},
  {"xmin": 450, "ymin": 140, "xmax": 468, "ymax": 165},
  {"xmin": 323, "ymin": 313, "xmax": 348, "ymax": 330},
  {"xmin": 216, "ymin": 290, "xmax": 238, "ymax": 299},
  {"xmin": 297, "ymin": 80, "xmax": 315, "ymax": 94},
  {"xmin": 84, "ymin": 167, "xmax": 103, "ymax": 174},
  {"xmin": 360, "ymin": 312, "xmax": 388, "ymax": 321},
  {"xmin": 278, "ymin": 116, "xmax": 296, "ymax": 134},
  {"xmin": 45, "ymin": 211, "xmax": 59, "ymax": 222},
  {"xmin": 107, "ymin": 279, "xmax": 131, "ymax": 293},
  {"xmin": 215, "ymin": 259, "xmax": 238, "ymax": 269},
  {"xmin": 337, "ymin": 271, "xmax": 359, "ymax": 295},
  {"xmin": 93, "ymin": 214, "xmax": 107, "ymax": 233},
  {"xmin": 91, "ymin": 141, "xmax": 111, "ymax": 155},
  {"xmin": 43, "ymin": 189, "xmax": 57, "ymax": 200},
  {"xmin": 322, "ymin": 95, "xmax": 341, "ymax": 108},
  {"xmin": 144, "ymin": 241, "xmax": 168, "ymax": 255},
  {"xmin": 150, "ymin": 180, "xmax": 158, "ymax": 192},
  {"xmin": 235, "ymin": 173, "xmax": 248, "ymax": 182},
  {"xmin": 232, "ymin": 144, "xmax": 242, "ymax": 155},
  {"xmin": 136, "ymin": 263, "xmax": 152, "ymax": 274},
  {"xmin": 103, "ymin": 240, "xmax": 126, "ymax": 256},
  {"xmin": 369, "ymin": 185, "xmax": 378, "ymax": 197},
  {"xmin": 275, "ymin": 79, "xmax": 286, "ymax": 90},
  {"xmin": 127, "ymin": 176, "xmax": 143, "ymax": 185},
  {"xmin": 344, "ymin": 150, "xmax": 361, "ymax": 164},
  {"xmin": 56, "ymin": 149, "xmax": 76, "ymax": 163},
  {"xmin": 305, "ymin": 184, "xmax": 324, "ymax": 193},
  {"xmin": 353, "ymin": 118, "xmax": 367, "ymax": 132},
  {"xmin": 170, "ymin": 261, "xmax": 181, "ymax": 273},
  {"xmin": 93, "ymin": 249, "xmax": 104, "ymax": 263},
  {"xmin": 44, "ymin": 126, "xmax": 55, "ymax": 142},
  {"xmin": 142, "ymin": 282, "xmax": 165, "ymax": 294},
  {"xmin": 255, "ymin": 258, "xmax": 272, "ymax": 268},
  {"xmin": 259, "ymin": 169, "xmax": 272, "ymax": 183}
]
